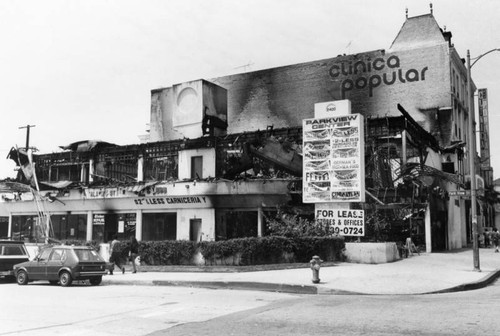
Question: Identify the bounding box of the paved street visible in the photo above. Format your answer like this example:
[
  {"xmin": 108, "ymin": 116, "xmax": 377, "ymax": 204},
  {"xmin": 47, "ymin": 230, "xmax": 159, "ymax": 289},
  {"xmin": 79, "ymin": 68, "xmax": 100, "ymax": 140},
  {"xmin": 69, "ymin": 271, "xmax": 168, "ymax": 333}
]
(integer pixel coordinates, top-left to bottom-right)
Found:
[
  {"xmin": 0, "ymin": 282, "xmax": 294, "ymax": 336},
  {"xmin": 2, "ymin": 278, "xmax": 500, "ymax": 336},
  {"xmin": 0, "ymin": 281, "xmax": 500, "ymax": 336},
  {"xmin": 160, "ymin": 280, "xmax": 500, "ymax": 336}
]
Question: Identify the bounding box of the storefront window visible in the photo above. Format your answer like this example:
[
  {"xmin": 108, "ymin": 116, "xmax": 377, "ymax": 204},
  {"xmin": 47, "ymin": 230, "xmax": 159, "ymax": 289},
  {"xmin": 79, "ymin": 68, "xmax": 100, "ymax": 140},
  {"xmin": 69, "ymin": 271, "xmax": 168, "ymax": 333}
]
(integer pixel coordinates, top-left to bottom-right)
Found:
[
  {"xmin": 92, "ymin": 214, "xmax": 105, "ymax": 242},
  {"xmin": 11, "ymin": 215, "xmax": 47, "ymax": 243},
  {"xmin": 0, "ymin": 217, "xmax": 8, "ymax": 238},
  {"xmin": 215, "ymin": 210, "xmax": 258, "ymax": 240},
  {"xmin": 50, "ymin": 214, "xmax": 87, "ymax": 241},
  {"xmin": 123, "ymin": 213, "xmax": 137, "ymax": 239},
  {"xmin": 142, "ymin": 213, "xmax": 176, "ymax": 241}
]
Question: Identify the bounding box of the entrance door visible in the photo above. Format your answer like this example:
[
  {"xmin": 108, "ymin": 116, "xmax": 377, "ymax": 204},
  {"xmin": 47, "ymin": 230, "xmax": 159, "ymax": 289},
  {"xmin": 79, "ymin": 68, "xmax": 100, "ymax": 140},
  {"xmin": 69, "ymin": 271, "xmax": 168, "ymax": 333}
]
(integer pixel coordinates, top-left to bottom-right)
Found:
[
  {"xmin": 190, "ymin": 219, "xmax": 202, "ymax": 242},
  {"xmin": 432, "ymin": 211, "xmax": 448, "ymax": 251},
  {"xmin": 104, "ymin": 214, "xmax": 118, "ymax": 242}
]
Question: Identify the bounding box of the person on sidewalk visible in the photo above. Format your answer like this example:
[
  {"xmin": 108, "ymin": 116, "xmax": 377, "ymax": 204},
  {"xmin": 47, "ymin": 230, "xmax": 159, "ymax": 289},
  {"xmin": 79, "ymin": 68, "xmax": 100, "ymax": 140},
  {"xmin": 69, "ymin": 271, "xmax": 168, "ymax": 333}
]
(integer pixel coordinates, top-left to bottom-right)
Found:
[
  {"xmin": 484, "ymin": 231, "xmax": 491, "ymax": 248},
  {"xmin": 129, "ymin": 236, "xmax": 139, "ymax": 274},
  {"xmin": 491, "ymin": 228, "xmax": 500, "ymax": 253},
  {"xmin": 109, "ymin": 234, "xmax": 125, "ymax": 274}
]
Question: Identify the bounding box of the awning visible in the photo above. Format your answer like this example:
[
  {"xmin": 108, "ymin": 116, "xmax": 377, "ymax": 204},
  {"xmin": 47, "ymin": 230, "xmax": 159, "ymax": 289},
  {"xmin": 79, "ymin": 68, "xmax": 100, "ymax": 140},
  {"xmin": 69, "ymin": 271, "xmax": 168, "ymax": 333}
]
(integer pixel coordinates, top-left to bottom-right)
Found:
[
  {"xmin": 39, "ymin": 180, "xmax": 76, "ymax": 190},
  {"xmin": 0, "ymin": 180, "xmax": 33, "ymax": 193}
]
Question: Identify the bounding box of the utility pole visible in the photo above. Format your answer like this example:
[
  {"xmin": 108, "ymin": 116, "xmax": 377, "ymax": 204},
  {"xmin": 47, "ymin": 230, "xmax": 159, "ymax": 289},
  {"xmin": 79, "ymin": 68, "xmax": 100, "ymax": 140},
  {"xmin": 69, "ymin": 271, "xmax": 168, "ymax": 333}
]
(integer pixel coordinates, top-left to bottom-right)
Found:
[
  {"xmin": 466, "ymin": 47, "xmax": 500, "ymax": 272},
  {"xmin": 18, "ymin": 124, "xmax": 36, "ymax": 151},
  {"xmin": 467, "ymin": 51, "xmax": 480, "ymax": 271}
]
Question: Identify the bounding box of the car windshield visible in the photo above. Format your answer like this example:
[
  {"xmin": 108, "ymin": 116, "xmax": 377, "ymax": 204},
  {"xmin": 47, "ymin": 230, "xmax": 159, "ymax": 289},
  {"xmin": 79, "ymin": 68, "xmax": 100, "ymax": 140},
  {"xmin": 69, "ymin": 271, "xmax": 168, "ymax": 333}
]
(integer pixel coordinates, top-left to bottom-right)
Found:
[{"xmin": 73, "ymin": 249, "xmax": 103, "ymax": 262}]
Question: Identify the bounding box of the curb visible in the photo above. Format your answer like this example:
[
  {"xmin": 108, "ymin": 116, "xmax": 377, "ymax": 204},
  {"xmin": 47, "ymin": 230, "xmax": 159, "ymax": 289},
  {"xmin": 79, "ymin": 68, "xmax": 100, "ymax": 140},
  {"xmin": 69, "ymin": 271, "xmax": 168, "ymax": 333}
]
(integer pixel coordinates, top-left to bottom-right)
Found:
[
  {"xmin": 102, "ymin": 279, "xmax": 319, "ymax": 294},
  {"xmin": 152, "ymin": 280, "xmax": 319, "ymax": 294},
  {"xmin": 425, "ymin": 269, "xmax": 500, "ymax": 294},
  {"xmin": 102, "ymin": 268, "xmax": 500, "ymax": 295},
  {"xmin": 133, "ymin": 262, "xmax": 338, "ymax": 273}
]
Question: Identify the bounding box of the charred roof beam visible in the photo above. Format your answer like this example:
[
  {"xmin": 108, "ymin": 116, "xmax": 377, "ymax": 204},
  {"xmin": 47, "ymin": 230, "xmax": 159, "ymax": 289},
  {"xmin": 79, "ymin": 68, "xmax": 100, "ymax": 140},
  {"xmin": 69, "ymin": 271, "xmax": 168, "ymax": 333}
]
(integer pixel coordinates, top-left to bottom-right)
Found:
[{"xmin": 397, "ymin": 104, "xmax": 441, "ymax": 153}]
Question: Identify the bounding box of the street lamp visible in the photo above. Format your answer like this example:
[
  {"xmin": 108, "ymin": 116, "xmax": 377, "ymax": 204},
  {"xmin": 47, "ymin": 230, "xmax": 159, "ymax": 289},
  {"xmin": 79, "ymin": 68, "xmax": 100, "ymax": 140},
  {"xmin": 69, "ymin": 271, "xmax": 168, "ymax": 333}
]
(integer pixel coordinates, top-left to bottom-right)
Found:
[{"xmin": 467, "ymin": 48, "xmax": 500, "ymax": 272}]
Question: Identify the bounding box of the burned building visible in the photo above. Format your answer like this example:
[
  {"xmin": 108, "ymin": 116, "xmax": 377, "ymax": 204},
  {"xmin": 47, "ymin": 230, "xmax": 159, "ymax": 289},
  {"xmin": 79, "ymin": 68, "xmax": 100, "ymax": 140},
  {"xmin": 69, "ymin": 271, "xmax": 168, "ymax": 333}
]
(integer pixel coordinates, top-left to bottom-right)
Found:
[{"xmin": 0, "ymin": 13, "xmax": 490, "ymax": 252}]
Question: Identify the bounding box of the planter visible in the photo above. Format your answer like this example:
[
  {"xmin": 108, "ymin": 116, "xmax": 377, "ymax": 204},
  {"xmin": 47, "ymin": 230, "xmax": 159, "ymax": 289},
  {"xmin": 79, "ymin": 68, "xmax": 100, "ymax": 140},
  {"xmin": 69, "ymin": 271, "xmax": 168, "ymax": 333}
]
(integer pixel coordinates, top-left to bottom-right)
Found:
[{"xmin": 344, "ymin": 242, "xmax": 400, "ymax": 264}]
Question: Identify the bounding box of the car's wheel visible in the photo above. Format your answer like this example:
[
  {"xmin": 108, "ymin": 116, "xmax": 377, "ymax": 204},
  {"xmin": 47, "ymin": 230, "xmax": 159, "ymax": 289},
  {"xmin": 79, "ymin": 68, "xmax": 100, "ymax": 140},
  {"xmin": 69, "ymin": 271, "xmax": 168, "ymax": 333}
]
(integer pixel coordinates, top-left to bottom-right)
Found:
[
  {"xmin": 49, "ymin": 280, "xmax": 58, "ymax": 285},
  {"xmin": 89, "ymin": 276, "xmax": 102, "ymax": 286},
  {"xmin": 16, "ymin": 270, "xmax": 29, "ymax": 286},
  {"xmin": 59, "ymin": 271, "xmax": 73, "ymax": 287}
]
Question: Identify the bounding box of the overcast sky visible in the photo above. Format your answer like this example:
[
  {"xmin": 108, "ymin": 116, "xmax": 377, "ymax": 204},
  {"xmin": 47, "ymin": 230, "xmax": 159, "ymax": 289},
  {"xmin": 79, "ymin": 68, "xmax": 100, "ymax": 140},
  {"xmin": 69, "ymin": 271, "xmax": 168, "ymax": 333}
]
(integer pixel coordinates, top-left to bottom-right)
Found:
[{"xmin": 1, "ymin": 0, "xmax": 499, "ymax": 180}]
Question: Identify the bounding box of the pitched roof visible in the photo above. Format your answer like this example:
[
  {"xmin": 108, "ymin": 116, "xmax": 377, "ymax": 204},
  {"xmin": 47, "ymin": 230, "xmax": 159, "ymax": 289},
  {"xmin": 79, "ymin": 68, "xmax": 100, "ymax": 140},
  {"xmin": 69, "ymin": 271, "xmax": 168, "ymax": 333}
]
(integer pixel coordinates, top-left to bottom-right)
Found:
[{"xmin": 389, "ymin": 14, "xmax": 446, "ymax": 51}]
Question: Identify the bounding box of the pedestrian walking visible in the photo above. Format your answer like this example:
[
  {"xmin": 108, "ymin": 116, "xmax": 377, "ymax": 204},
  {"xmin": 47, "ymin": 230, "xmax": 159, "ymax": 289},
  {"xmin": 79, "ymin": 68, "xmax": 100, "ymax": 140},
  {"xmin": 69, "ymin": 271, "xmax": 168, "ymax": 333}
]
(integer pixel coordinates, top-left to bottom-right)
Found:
[
  {"xmin": 484, "ymin": 231, "xmax": 490, "ymax": 248},
  {"xmin": 109, "ymin": 234, "xmax": 125, "ymax": 274},
  {"xmin": 129, "ymin": 236, "xmax": 139, "ymax": 273},
  {"xmin": 491, "ymin": 228, "xmax": 500, "ymax": 253}
]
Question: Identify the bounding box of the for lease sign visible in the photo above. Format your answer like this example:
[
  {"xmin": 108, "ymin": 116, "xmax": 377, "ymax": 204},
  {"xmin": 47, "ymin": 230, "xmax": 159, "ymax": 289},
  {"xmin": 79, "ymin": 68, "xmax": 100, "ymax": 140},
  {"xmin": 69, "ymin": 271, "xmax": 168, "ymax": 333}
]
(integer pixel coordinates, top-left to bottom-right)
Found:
[{"xmin": 316, "ymin": 209, "xmax": 365, "ymax": 237}]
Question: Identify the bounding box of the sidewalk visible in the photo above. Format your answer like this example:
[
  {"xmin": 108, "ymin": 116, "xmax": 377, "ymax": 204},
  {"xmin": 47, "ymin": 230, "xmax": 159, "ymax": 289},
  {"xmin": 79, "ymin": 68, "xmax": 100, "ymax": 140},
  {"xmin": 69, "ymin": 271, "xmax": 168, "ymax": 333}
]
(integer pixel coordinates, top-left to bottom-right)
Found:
[{"xmin": 103, "ymin": 248, "xmax": 500, "ymax": 295}]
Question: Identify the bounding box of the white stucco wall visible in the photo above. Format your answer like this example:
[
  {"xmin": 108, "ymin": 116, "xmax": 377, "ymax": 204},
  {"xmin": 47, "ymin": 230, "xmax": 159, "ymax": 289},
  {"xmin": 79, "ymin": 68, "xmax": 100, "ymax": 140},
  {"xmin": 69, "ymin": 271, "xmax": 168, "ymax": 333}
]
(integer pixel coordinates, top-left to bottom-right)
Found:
[
  {"xmin": 176, "ymin": 208, "xmax": 215, "ymax": 241},
  {"xmin": 178, "ymin": 148, "xmax": 216, "ymax": 180}
]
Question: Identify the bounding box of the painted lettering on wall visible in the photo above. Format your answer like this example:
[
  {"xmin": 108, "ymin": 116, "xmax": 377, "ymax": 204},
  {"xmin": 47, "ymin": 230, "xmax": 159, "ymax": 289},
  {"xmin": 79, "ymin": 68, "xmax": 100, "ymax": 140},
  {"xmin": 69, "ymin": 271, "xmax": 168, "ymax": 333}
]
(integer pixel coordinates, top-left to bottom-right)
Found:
[
  {"xmin": 134, "ymin": 196, "xmax": 207, "ymax": 206},
  {"xmin": 85, "ymin": 188, "xmax": 119, "ymax": 198},
  {"xmin": 329, "ymin": 55, "xmax": 429, "ymax": 98}
]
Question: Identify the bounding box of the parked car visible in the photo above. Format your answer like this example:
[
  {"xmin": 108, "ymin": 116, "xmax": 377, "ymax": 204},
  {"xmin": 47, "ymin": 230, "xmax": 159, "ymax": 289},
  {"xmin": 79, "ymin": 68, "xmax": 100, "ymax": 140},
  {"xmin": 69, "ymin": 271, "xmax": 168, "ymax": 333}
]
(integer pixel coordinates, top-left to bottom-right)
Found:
[
  {"xmin": 14, "ymin": 245, "xmax": 108, "ymax": 286},
  {"xmin": 0, "ymin": 240, "xmax": 30, "ymax": 280}
]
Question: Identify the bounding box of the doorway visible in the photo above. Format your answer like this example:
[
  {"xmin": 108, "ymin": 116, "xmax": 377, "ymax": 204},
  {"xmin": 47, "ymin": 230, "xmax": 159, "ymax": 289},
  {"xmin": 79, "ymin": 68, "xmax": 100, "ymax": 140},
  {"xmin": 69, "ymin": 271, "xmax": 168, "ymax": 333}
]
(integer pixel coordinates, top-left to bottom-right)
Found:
[
  {"xmin": 104, "ymin": 214, "xmax": 118, "ymax": 242},
  {"xmin": 190, "ymin": 219, "xmax": 202, "ymax": 242}
]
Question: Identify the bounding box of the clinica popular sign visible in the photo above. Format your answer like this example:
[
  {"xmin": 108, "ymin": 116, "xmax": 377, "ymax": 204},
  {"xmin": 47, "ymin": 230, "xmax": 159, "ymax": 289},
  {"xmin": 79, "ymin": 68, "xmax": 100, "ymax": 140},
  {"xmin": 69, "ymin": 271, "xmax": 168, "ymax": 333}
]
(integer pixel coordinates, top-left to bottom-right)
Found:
[{"xmin": 329, "ymin": 55, "xmax": 429, "ymax": 99}]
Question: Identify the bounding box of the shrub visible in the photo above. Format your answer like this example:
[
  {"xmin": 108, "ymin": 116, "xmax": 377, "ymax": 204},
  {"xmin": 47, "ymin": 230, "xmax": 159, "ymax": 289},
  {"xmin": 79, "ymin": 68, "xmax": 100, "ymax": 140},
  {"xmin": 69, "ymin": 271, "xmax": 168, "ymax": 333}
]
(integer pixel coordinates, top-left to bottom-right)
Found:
[
  {"xmin": 265, "ymin": 206, "xmax": 337, "ymax": 238},
  {"xmin": 292, "ymin": 237, "xmax": 345, "ymax": 262},
  {"xmin": 139, "ymin": 240, "xmax": 197, "ymax": 265},
  {"xmin": 199, "ymin": 239, "xmax": 242, "ymax": 265},
  {"xmin": 199, "ymin": 236, "xmax": 344, "ymax": 265}
]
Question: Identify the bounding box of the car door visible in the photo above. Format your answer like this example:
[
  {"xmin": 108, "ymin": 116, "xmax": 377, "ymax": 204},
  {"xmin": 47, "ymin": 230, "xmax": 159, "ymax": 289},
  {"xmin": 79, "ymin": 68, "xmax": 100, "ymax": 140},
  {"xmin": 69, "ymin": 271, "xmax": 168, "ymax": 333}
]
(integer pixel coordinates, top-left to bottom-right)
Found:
[
  {"xmin": 29, "ymin": 248, "xmax": 52, "ymax": 280},
  {"xmin": 45, "ymin": 248, "xmax": 64, "ymax": 281}
]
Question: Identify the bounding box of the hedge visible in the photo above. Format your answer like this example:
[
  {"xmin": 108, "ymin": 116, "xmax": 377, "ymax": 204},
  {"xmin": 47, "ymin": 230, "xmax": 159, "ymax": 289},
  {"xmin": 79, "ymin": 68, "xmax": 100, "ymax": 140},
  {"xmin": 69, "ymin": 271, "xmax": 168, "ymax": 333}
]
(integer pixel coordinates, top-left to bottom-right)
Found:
[
  {"xmin": 64, "ymin": 236, "xmax": 344, "ymax": 266},
  {"xmin": 199, "ymin": 236, "xmax": 345, "ymax": 266}
]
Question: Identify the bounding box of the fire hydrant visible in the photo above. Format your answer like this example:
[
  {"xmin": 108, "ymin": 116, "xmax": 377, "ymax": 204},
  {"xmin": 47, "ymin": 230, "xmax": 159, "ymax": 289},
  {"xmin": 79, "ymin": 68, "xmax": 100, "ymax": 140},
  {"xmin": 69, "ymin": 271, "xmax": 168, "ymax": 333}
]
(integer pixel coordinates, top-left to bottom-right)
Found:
[{"xmin": 310, "ymin": 255, "xmax": 323, "ymax": 284}]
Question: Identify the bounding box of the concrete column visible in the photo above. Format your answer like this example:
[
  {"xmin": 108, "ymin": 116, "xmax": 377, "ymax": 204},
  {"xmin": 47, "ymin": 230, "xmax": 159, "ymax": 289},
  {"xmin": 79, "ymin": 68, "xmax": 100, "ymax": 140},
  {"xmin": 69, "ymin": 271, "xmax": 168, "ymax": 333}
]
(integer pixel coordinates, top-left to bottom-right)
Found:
[
  {"xmin": 257, "ymin": 207, "xmax": 263, "ymax": 237},
  {"xmin": 425, "ymin": 203, "xmax": 432, "ymax": 253},
  {"xmin": 89, "ymin": 158, "xmax": 95, "ymax": 183},
  {"xmin": 136, "ymin": 210, "xmax": 142, "ymax": 241},
  {"xmin": 87, "ymin": 210, "xmax": 93, "ymax": 241},
  {"xmin": 7, "ymin": 213, "xmax": 12, "ymax": 238},
  {"xmin": 80, "ymin": 164, "xmax": 86, "ymax": 183},
  {"xmin": 137, "ymin": 155, "xmax": 144, "ymax": 182}
]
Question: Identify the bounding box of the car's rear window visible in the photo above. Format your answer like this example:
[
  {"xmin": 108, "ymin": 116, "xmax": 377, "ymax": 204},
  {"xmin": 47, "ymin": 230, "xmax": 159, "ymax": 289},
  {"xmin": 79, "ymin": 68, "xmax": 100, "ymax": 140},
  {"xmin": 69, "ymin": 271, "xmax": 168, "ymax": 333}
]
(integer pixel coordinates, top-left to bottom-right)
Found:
[
  {"xmin": 74, "ymin": 249, "xmax": 102, "ymax": 262},
  {"xmin": 1, "ymin": 244, "xmax": 27, "ymax": 256}
]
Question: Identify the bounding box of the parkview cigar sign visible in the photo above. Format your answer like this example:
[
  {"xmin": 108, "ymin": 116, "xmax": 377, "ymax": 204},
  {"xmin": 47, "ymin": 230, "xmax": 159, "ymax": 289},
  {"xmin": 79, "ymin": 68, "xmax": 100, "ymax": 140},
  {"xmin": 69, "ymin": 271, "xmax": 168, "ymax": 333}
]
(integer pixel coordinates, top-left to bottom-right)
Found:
[{"xmin": 303, "ymin": 113, "xmax": 365, "ymax": 203}]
